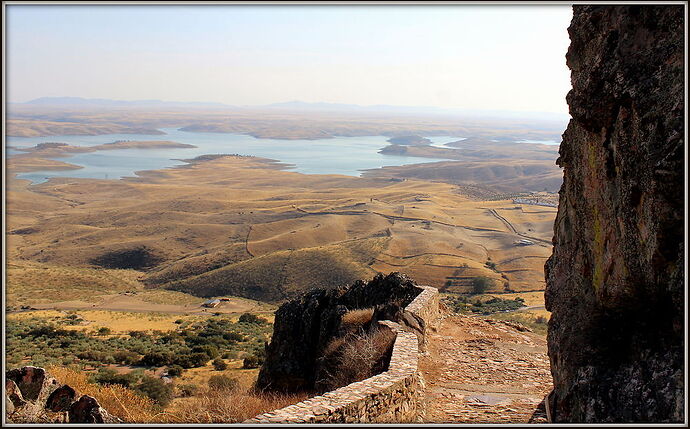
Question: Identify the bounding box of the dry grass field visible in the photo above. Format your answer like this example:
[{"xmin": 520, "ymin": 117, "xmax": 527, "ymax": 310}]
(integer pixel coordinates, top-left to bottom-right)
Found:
[
  {"xmin": 7, "ymin": 151, "xmax": 557, "ymax": 308},
  {"xmin": 7, "ymin": 105, "xmax": 565, "ymax": 141},
  {"xmin": 7, "ymin": 309, "xmax": 198, "ymax": 334}
]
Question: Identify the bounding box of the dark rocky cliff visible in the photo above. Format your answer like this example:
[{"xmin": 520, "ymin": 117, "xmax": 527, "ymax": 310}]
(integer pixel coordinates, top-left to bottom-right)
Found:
[
  {"xmin": 545, "ymin": 5, "xmax": 684, "ymax": 423},
  {"xmin": 256, "ymin": 272, "xmax": 423, "ymax": 393}
]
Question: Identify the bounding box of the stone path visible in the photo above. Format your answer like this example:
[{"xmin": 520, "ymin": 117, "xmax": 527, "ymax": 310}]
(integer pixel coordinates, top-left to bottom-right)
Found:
[{"xmin": 419, "ymin": 314, "xmax": 552, "ymax": 423}]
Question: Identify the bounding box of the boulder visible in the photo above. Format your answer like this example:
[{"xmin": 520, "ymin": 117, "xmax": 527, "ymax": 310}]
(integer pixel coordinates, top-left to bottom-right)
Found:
[
  {"xmin": 5, "ymin": 379, "xmax": 26, "ymax": 409},
  {"xmin": 5, "ymin": 366, "xmax": 120, "ymax": 424},
  {"xmin": 6, "ymin": 366, "xmax": 59, "ymax": 403},
  {"xmin": 68, "ymin": 395, "xmax": 120, "ymax": 423},
  {"xmin": 256, "ymin": 272, "xmax": 422, "ymax": 393},
  {"xmin": 46, "ymin": 385, "xmax": 78, "ymax": 412}
]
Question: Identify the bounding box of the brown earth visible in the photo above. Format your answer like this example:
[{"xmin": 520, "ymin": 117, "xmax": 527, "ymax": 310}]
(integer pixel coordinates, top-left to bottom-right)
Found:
[
  {"xmin": 6, "ymin": 154, "xmax": 556, "ymax": 307},
  {"xmin": 7, "ymin": 105, "xmax": 565, "ymax": 141},
  {"xmin": 419, "ymin": 314, "xmax": 551, "ymax": 423}
]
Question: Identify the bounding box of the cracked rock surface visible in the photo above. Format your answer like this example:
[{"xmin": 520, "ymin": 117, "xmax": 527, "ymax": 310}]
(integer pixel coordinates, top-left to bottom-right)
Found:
[{"xmin": 545, "ymin": 5, "xmax": 684, "ymax": 423}]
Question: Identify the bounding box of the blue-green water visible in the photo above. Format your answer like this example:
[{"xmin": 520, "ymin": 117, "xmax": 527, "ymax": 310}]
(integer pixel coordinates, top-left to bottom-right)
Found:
[{"xmin": 8, "ymin": 129, "xmax": 461, "ymax": 184}]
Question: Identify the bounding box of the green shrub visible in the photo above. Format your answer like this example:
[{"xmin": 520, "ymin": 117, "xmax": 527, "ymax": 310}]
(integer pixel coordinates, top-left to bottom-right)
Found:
[
  {"xmin": 207, "ymin": 375, "xmax": 239, "ymax": 391},
  {"xmin": 134, "ymin": 376, "xmax": 173, "ymax": 407},
  {"xmin": 177, "ymin": 383, "xmax": 198, "ymax": 397},
  {"xmin": 174, "ymin": 352, "xmax": 209, "ymax": 368},
  {"xmin": 93, "ymin": 368, "xmax": 138, "ymax": 388},
  {"xmin": 97, "ymin": 327, "xmax": 112, "ymax": 336},
  {"xmin": 242, "ymin": 354, "xmax": 262, "ymax": 369},
  {"xmin": 167, "ymin": 365, "xmax": 184, "ymax": 377},
  {"xmin": 484, "ymin": 260, "xmax": 498, "ymax": 272},
  {"xmin": 191, "ymin": 344, "xmax": 219, "ymax": 359},
  {"xmin": 443, "ymin": 294, "xmax": 525, "ymax": 315},
  {"xmin": 212, "ymin": 358, "xmax": 228, "ymax": 371},
  {"xmin": 223, "ymin": 332, "xmax": 245, "ymax": 342},
  {"xmin": 238, "ymin": 313, "xmax": 266, "ymax": 324},
  {"xmin": 5, "ymin": 312, "xmax": 273, "ymax": 374},
  {"xmin": 113, "ymin": 350, "xmax": 140, "ymax": 365}
]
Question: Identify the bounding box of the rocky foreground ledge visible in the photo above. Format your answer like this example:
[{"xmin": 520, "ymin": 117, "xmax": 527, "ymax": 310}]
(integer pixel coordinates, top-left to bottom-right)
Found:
[{"xmin": 5, "ymin": 366, "xmax": 119, "ymax": 424}]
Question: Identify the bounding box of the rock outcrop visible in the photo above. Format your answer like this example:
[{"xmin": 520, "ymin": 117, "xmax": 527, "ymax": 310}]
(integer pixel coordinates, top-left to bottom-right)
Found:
[
  {"xmin": 256, "ymin": 272, "xmax": 425, "ymax": 393},
  {"xmin": 5, "ymin": 366, "xmax": 120, "ymax": 423},
  {"xmin": 545, "ymin": 5, "xmax": 684, "ymax": 423}
]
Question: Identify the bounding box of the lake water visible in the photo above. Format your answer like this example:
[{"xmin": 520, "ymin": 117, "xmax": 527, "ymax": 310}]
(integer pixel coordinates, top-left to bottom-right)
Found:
[
  {"xmin": 8, "ymin": 129, "xmax": 461, "ymax": 184},
  {"xmin": 427, "ymin": 136, "xmax": 467, "ymax": 148},
  {"xmin": 516, "ymin": 139, "xmax": 560, "ymax": 146}
]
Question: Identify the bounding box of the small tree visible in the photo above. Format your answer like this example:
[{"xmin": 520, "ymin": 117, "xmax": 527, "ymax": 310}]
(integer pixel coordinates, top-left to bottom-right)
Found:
[
  {"xmin": 97, "ymin": 327, "xmax": 112, "ymax": 336},
  {"xmin": 140, "ymin": 351, "xmax": 175, "ymax": 367},
  {"xmin": 135, "ymin": 376, "xmax": 173, "ymax": 407},
  {"xmin": 471, "ymin": 276, "xmax": 494, "ymax": 295},
  {"xmin": 484, "ymin": 261, "xmax": 498, "ymax": 272}
]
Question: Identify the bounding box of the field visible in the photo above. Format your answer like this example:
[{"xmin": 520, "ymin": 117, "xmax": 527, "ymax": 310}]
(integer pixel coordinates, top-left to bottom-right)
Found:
[
  {"xmin": 7, "ymin": 153, "xmax": 557, "ymax": 307},
  {"xmin": 7, "ymin": 104, "xmax": 566, "ymax": 141}
]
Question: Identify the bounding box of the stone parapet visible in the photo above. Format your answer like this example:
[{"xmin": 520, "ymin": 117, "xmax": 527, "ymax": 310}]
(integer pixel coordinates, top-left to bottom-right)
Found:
[{"xmin": 245, "ymin": 284, "xmax": 439, "ymax": 424}]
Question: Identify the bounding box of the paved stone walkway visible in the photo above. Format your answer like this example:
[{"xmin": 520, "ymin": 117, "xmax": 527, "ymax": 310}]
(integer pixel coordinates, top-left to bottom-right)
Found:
[{"xmin": 419, "ymin": 314, "xmax": 552, "ymax": 423}]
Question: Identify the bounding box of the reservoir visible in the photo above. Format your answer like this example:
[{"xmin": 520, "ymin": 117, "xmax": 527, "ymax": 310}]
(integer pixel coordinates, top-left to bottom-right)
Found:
[{"xmin": 8, "ymin": 129, "xmax": 459, "ymax": 184}]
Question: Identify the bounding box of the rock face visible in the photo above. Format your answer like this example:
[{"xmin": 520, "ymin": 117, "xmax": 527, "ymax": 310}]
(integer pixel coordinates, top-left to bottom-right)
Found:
[
  {"xmin": 5, "ymin": 366, "xmax": 120, "ymax": 423},
  {"xmin": 545, "ymin": 5, "xmax": 684, "ymax": 423},
  {"xmin": 256, "ymin": 272, "xmax": 424, "ymax": 393}
]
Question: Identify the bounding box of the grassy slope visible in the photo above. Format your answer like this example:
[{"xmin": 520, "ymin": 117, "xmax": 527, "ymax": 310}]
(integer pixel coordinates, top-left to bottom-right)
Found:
[
  {"xmin": 7, "ymin": 155, "xmax": 556, "ymax": 306},
  {"xmin": 165, "ymin": 239, "xmax": 386, "ymax": 302},
  {"xmin": 6, "ymin": 262, "xmax": 142, "ymax": 307}
]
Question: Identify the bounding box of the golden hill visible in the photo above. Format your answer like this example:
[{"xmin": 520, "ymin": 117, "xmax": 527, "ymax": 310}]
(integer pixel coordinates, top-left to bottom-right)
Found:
[{"xmin": 7, "ymin": 154, "xmax": 556, "ymax": 305}]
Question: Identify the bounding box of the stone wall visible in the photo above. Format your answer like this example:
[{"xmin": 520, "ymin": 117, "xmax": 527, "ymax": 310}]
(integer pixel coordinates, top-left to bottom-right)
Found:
[{"xmin": 245, "ymin": 285, "xmax": 439, "ymax": 423}]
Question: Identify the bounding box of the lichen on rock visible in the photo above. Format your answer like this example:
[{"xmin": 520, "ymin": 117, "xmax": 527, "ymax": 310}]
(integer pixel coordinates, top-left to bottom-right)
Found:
[{"xmin": 545, "ymin": 5, "xmax": 684, "ymax": 423}]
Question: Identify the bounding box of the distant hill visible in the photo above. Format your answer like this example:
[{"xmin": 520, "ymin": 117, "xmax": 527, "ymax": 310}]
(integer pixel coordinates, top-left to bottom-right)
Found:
[
  {"xmin": 263, "ymin": 101, "xmax": 570, "ymax": 123},
  {"xmin": 21, "ymin": 96, "xmax": 233, "ymax": 110},
  {"xmin": 15, "ymin": 97, "xmax": 570, "ymax": 124}
]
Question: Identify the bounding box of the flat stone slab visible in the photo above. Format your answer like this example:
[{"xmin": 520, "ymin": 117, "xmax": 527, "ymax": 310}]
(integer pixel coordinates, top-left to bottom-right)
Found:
[{"xmin": 466, "ymin": 394, "xmax": 510, "ymax": 406}]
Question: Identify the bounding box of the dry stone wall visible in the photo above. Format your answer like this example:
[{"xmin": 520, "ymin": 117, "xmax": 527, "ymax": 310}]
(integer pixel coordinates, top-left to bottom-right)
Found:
[{"xmin": 245, "ymin": 285, "xmax": 439, "ymax": 424}]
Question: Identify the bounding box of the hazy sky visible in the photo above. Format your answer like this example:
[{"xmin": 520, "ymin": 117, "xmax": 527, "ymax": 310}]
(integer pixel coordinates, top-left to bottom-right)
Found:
[{"xmin": 6, "ymin": 4, "xmax": 573, "ymax": 114}]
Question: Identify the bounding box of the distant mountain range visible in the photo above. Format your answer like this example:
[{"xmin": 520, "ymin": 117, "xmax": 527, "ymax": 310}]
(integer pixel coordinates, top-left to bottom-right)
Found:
[
  {"xmin": 14, "ymin": 97, "xmax": 570, "ymax": 122},
  {"xmin": 262, "ymin": 101, "xmax": 570, "ymax": 122},
  {"xmin": 21, "ymin": 97, "xmax": 232, "ymax": 109}
]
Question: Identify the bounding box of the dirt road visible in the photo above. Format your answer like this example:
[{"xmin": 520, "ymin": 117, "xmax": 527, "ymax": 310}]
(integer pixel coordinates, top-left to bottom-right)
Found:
[{"xmin": 419, "ymin": 314, "xmax": 552, "ymax": 423}]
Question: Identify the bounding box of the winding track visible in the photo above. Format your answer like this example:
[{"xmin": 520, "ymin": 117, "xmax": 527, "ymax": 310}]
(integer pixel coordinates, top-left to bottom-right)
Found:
[{"xmin": 485, "ymin": 208, "xmax": 552, "ymax": 246}]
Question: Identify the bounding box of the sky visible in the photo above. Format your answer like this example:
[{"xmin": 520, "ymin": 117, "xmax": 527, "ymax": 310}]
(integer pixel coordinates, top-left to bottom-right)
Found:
[{"xmin": 6, "ymin": 4, "xmax": 573, "ymax": 114}]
